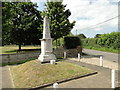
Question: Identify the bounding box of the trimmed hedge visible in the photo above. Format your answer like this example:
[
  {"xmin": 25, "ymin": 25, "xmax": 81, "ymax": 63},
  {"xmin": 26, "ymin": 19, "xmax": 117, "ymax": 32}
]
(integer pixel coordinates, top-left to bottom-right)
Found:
[{"xmin": 64, "ymin": 36, "xmax": 81, "ymax": 49}]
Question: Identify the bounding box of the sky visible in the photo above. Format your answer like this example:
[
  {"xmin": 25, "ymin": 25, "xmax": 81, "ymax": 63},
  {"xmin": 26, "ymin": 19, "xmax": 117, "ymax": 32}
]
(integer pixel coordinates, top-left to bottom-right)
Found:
[{"xmin": 31, "ymin": 0, "xmax": 119, "ymax": 38}]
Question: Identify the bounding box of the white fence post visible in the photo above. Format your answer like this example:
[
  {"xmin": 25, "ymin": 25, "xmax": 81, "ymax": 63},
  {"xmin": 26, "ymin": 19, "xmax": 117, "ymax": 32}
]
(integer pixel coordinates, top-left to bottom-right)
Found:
[
  {"xmin": 111, "ymin": 69, "xmax": 115, "ymax": 88},
  {"xmin": 53, "ymin": 83, "xmax": 59, "ymax": 90},
  {"xmin": 64, "ymin": 52, "xmax": 67, "ymax": 59},
  {"xmin": 50, "ymin": 60, "xmax": 56, "ymax": 64},
  {"xmin": 100, "ymin": 56, "xmax": 103, "ymax": 66},
  {"xmin": 78, "ymin": 53, "xmax": 80, "ymax": 61}
]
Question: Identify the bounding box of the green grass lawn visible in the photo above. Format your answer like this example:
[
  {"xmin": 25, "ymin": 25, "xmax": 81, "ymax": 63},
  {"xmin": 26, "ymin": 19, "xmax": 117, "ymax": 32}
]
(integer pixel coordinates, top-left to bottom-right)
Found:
[
  {"xmin": 83, "ymin": 46, "xmax": 120, "ymax": 53},
  {"xmin": 0, "ymin": 45, "xmax": 40, "ymax": 54},
  {"xmin": 10, "ymin": 60, "xmax": 94, "ymax": 88},
  {"xmin": 1, "ymin": 45, "xmax": 119, "ymax": 54}
]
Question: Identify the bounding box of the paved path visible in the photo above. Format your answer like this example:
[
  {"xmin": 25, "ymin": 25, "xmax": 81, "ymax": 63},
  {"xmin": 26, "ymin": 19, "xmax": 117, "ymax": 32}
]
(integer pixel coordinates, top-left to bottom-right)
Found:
[
  {"xmin": 46, "ymin": 59, "xmax": 118, "ymax": 88},
  {"xmin": 83, "ymin": 49, "xmax": 119, "ymax": 63},
  {"xmin": 0, "ymin": 67, "xmax": 2, "ymax": 89},
  {"xmin": 2, "ymin": 66, "xmax": 14, "ymax": 89}
]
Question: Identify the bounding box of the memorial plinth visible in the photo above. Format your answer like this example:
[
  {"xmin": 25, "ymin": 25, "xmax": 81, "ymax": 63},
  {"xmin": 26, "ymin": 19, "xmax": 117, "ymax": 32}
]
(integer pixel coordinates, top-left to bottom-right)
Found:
[{"xmin": 38, "ymin": 16, "xmax": 56, "ymax": 62}]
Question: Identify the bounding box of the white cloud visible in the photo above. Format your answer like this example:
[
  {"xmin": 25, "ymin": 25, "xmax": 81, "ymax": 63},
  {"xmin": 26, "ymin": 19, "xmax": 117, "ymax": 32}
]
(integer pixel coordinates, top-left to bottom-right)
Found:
[
  {"xmin": 94, "ymin": 27, "xmax": 102, "ymax": 31},
  {"xmin": 31, "ymin": 0, "xmax": 118, "ymax": 37},
  {"xmin": 109, "ymin": 0, "xmax": 119, "ymax": 2},
  {"xmin": 63, "ymin": 0, "xmax": 118, "ymax": 34}
]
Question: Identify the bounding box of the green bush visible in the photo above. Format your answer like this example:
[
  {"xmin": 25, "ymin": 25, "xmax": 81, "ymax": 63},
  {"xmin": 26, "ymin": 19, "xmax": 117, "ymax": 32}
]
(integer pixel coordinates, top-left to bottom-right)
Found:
[
  {"xmin": 97, "ymin": 32, "xmax": 120, "ymax": 49},
  {"xmin": 81, "ymin": 32, "xmax": 120, "ymax": 52},
  {"xmin": 82, "ymin": 38, "xmax": 99, "ymax": 48},
  {"xmin": 64, "ymin": 36, "xmax": 82, "ymax": 49}
]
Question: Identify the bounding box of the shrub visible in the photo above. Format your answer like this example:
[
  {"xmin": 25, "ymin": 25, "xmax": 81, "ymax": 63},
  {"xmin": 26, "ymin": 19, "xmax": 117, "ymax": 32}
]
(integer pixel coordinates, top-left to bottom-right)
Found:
[
  {"xmin": 64, "ymin": 36, "xmax": 82, "ymax": 49},
  {"xmin": 81, "ymin": 32, "xmax": 120, "ymax": 49}
]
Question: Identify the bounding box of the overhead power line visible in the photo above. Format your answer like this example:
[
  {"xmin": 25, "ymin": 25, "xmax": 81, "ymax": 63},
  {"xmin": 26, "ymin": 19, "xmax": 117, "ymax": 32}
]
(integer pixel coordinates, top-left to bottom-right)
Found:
[{"xmin": 78, "ymin": 15, "xmax": 120, "ymax": 31}]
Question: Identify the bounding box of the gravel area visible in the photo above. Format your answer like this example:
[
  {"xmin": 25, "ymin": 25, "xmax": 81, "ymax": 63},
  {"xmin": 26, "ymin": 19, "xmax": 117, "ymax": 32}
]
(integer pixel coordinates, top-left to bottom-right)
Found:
[{"xmin": 68, "ymin": 56, "xmax": 118, "ymax": 70}]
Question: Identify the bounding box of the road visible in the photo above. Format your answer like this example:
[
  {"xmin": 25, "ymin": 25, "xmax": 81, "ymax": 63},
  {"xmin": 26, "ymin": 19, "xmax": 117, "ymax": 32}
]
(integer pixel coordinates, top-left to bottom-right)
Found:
[{"xmin": 83, "ymin": 49, "xmax": 119, "ymax": 63}]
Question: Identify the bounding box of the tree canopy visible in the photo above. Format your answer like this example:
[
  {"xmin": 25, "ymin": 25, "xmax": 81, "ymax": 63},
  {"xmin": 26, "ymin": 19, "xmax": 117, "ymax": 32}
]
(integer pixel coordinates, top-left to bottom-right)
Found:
[
  {"xmin": 2, "ymin": 2, "xmax": 43, "ymax": 50},
  {"xmin": 42, "ymin": 0, "xmax": 76, "ymax": 40},
  {"xmin": 2, "ymin": 1, "xmax": 76, "ymax": 50}
]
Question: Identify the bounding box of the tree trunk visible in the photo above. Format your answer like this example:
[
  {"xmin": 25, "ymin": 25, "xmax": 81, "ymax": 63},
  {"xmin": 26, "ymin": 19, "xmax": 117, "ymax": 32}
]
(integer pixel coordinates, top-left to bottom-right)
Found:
[
  {"xmin": 56, "ymin": 39, "xmax": 57, "ymax": 49},
  {"xmin": 19, "ymin": 44, "xmax": 21, "ymax": 51}
]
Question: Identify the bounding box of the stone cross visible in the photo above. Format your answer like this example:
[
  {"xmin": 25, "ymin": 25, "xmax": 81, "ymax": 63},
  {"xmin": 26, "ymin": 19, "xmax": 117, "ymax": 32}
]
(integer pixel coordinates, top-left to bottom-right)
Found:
[{"xmin": 38, "ymin": 16, "xmax": 56, "ymax": 62}]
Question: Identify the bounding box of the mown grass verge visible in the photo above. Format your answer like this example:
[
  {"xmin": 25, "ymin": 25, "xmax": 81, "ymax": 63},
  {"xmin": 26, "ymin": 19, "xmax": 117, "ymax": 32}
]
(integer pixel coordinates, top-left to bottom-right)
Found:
[
  {"xmin": 0, "ymin": 45, "xmax": 40, "ymax": 54},
  {"xmin": 83, "ymin": 46, "xmax": 120, "ymax": 53},
  {"xmin": 10, "ymin": 60, "xmax": 94, "ymax": 88}
]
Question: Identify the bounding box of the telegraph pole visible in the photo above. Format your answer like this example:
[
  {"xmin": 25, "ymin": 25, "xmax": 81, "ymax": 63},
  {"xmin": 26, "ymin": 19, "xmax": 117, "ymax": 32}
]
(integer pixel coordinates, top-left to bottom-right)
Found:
[{"xmin": 76, "ymin": 29, "xmax": 77, "ymax": 36}]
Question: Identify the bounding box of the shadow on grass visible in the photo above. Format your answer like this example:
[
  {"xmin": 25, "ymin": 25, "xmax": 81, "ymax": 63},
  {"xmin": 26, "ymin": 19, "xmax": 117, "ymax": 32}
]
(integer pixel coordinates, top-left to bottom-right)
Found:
[
  {"xmin": 17, "ymin": 48, "xmax": 40, "ymax": 52},
  {"xmin": 4, "ymin": 49, "xmax": 41, "ymax": 54},
  {"xmin": 82, "ymin": 52, "xmax": 88, "ymax": 56},
  {"xmin": 4, "ymin": 50, "xmax": 17, "ymax": 53},
  {"xmin": 1, "ymin": 58, "xmax": 36, "ymax": 67},
  {"xmin": 82, "ymin": 52, "xmax": 103, "ymax": 58},
  {"xmin": 56, "ymin": 56, "xmax": 64, "ymax": 59}
]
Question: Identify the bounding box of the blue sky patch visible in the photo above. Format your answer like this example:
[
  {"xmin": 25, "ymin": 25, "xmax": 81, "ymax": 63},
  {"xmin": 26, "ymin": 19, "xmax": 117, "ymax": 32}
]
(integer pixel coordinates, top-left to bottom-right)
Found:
[{"xmin": 76, "ymin": 17, "xmax": 92, "ymax": 20}]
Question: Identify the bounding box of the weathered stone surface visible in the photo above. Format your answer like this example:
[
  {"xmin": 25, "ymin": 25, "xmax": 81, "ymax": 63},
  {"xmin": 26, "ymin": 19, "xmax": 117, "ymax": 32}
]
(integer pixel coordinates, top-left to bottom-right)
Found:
[{"xmin": 38, "ymin": 16, "xmax": 56, "ymax": 62}]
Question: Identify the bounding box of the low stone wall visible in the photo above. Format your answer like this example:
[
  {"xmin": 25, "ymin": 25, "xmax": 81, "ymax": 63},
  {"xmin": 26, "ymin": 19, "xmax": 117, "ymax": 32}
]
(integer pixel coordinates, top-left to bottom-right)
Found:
[
  {"xmin": 1, "ymin": 51, "xmax": 40, "ymax": 63},
  {"xmin": 1, "ymin": 47, "xmax": 79, "ymax": 63},
  {"xmin": 66, "ymin": 49, "xmax": 78, "ymax": 58},
  {"xmin": 54, "ymin": 47, "xmax": 78, "ymax": 58}
]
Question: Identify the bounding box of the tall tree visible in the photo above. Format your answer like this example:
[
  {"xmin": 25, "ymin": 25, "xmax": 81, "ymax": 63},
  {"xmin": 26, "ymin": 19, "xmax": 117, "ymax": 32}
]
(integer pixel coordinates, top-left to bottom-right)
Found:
[
  {"xmin": 43, "ymin": 0, "xmax": 76, "ymax": 40},
  {"xmin": 2, "ymin": 2, "xmax": 43, "ymax": 50},
  {"xmin": 2, "ymin": 2, "xmax": 14, "ymax": 45}
]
